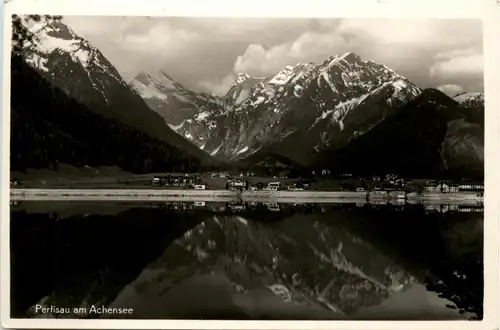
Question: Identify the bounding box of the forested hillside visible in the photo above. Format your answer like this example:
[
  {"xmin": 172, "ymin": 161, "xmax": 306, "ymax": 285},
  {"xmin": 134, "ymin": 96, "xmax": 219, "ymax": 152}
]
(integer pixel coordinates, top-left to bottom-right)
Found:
[{"xmin": 10, "ymin": 55, "xmax": 203, "ymax": 174}]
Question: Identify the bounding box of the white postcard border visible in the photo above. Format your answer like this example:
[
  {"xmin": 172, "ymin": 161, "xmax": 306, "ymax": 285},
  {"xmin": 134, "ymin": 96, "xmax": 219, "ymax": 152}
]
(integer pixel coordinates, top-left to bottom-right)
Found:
[{"xmin": 1, "ymin": 0, "xmax": 498, "ymax": 329}]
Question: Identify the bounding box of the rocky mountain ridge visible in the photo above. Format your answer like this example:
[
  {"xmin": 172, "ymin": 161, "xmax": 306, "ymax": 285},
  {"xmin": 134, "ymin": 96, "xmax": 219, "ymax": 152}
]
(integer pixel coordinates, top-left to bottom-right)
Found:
[
  {"xmin": 132, "ymin": 52, "xmax": 423, "ymax": 162},
  {"xmin": 18, "ymin": 17, "xmax": 213, "ymax": 165},
  {"xmin": 131, "ymin": 51, "xmax": 483, "ymax": 178},
  {"xmin": 312, "ymin": 88, "xmax": 484, "ymax": 178}
]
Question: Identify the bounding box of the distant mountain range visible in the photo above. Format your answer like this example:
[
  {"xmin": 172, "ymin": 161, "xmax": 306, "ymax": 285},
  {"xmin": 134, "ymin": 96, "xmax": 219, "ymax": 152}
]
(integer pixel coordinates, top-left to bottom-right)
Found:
[
  {"xmin": 131, "ymin": 53, "xmax": 423, "ymax": 161},
  {"xmin": 12, "ymin": 17, "xmax": 484, "ymax": 178},
  {"xmin": 131, "ymin": 49, "xmax": 484, "ymax": 178}
]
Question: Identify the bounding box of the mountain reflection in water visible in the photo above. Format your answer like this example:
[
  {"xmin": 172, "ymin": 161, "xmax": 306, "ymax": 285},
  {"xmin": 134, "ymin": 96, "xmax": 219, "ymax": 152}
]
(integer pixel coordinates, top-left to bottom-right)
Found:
[{"xmin": 10, "ymin": 201, "xmax": 483, "ymax": 320}]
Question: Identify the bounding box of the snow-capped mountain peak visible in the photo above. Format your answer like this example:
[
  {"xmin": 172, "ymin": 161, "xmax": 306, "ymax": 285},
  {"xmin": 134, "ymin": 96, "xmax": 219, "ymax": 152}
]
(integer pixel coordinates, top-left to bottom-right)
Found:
[
  {"xmin": 24, "ymin": 20, "xmax": 94, "ymax": 70},
  {"xmin": 232, "ymin": 73, "xmax": 252, "ymax": 87},
  {"xmin": 135, "ymin": 70, "xmax": 175, "ymax": 83},
  {"xmin": 330, "ymin": 51, "xmax": 356, "ymax": 62},
  {"xmin": 111, "ymin": 48, "xmax": 425, "ymax": 163},
  {"xmin": 27, "ymin": 19, "xmax": 78, "ymax": 40},
  {"xmin": 21, "ymin": 18, "xmax": 131, "ymax": 107},
  {"xmin": 132, "ymin": 70, "xmax": 181, "ymax": 97},
  {"xmin": 198, "ymin": 51, "xmax": 424, "ymax": 160},
  {"xmin": 129, "ymin": 69, "xmax": 225, "ymax": 146},
  {"xmin": 130, "ymin": 51, "xmax": 424, "ymax": 161}
]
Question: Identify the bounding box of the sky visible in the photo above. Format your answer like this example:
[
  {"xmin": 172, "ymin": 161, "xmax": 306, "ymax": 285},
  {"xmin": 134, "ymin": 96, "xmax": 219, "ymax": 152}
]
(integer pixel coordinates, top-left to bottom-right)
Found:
[{"xmin": 63, "ymin": 16, "xmax": 484, "ymax": 96}]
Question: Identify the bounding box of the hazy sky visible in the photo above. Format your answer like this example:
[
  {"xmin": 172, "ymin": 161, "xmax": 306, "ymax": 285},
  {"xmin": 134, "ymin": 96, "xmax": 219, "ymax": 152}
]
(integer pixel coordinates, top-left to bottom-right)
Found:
[{"xmin": 63, "ymin": 16, "xmax": 483, "ymax": 96}]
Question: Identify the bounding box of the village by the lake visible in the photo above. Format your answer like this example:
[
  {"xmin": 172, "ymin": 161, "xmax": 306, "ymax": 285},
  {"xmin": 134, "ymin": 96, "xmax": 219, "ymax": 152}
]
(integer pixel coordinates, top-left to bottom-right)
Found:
[{"xmin": 10, "ymin": 169, "xmax": 484, "ymax": 205}]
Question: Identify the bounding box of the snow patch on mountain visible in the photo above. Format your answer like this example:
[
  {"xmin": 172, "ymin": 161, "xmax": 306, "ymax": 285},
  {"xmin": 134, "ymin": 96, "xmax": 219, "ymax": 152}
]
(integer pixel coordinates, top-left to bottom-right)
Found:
[
  {"xmin": 27, "ymin": 22, "xmax": 88, "ymax": 64},
  {"xmin": 236, "ymin": 146, "xmax": 249, "ymax": 155},
  {"xmin": 210, "ymin": 143, "xmax": 223, "ymax": 156},
  {"xmin": 168, "ymin": 121, "xmax": 186, "ymax": 131},
  {"xmin": 132, "ymin": 71, "xmax": 196, "ymax": 105},
  {"xmin": 319, "ymin": 72, "xmax": 339, "ymax": 94},
  {"xmin": 24, "ymin": 53, "xmax": 49, "ymax": 72},
  {"xmin": 391, "ymin": 79, "xmax": 421, "ymax": 100},
  {"xmin": 231, "ymin": 73, "xmax": 251, "ymax": 87},
  {"xmin": 268, "ymin": 66, "xmax": 295, "ymax": 85},
  {"xmin": 195, "ymin": 111, "xmax": 211, "ymax": 121},
  {"xmin": 293, "ymin": 84, "xmax": 304, "ymax": 97},
  {"xmin": 252, "ymin": 96, "xmax": 266, "ymax": 106},
  {"xmin": 311, "ymin": 78, "xmax": 420, "ymax": 132},
  {"xmin": 130, "ymin": 79, "xmax": 169, "ymax": 101},
  {"xmin": 453, "ymin": 92, "xmax": 484, "ymax": 103},
  {"xmin": 325, "ymin": 52, "xmax": 353, "ymax": 70},
  {"xmin": 22, "ymin": 18, "xmax": 130, "ymax": 106}
]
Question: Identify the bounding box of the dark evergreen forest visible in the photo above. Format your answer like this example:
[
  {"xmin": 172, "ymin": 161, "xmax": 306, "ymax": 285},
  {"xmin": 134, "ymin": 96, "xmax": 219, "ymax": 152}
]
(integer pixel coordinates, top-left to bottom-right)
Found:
[{"xmin": 10, "ymin": 54, "xmax": 204, "ymax": 174}]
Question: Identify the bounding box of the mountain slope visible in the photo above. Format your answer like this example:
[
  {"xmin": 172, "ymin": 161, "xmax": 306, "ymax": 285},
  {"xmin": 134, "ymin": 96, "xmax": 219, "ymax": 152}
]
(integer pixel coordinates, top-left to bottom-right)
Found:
[
  {"xmin": 142, "ymin": 52, "xmax": 422, "ymax": 162},
  {"xmin": 18, "ymin": 17, "xmax": 213, "ymax": 165},
  {"xmin": 312, "ymin": 89, "xmax": 484, "ymax": 178},
  {"xmin": 129, "ymin": 54, "xmax": 483, "ymax": 178},
  {"xmin": 219, "ymin": 53, "xmax": 421, "ymax": 161},
  {"xmin": 232, "ymin": 54, "xmax": 421, "ymax": 162},
  {"xmin": 10, "ymin": 54, "xmax": 203, "ymax": 173},
  {"xmin": 452, "ymin": 92, "xmax": 484, "ymax": 105},
  {"xmin": 224, "ymin": 73, "xmax": 266, "ymax": 110},
  {"xmin": 442, "ymin": 92, "xmax": 484, "ymax": 178},
  {"xmin": 129, "ymin": 71, "xmax": 224, "ymax": 149}
]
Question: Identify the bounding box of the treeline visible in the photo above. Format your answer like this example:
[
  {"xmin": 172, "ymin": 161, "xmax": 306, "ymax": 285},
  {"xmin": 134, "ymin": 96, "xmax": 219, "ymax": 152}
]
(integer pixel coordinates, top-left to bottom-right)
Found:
[{"xmin": 10, "ymin": 55, "xmax": 203, "ymax": 174}]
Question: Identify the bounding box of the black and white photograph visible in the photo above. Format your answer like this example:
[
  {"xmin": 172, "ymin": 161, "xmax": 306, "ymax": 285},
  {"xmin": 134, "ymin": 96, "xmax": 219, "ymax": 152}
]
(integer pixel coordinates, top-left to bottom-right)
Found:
[{"xmin": 1, "ymin": 2, "xmax": 496, "ymax": 328}]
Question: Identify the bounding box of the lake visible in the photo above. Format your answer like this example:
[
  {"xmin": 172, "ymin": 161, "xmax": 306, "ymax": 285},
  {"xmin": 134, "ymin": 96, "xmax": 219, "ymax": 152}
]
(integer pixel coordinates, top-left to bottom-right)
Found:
[{"xmin": 9, "ymin": 200, "xmax": 483, "ymax": 320}]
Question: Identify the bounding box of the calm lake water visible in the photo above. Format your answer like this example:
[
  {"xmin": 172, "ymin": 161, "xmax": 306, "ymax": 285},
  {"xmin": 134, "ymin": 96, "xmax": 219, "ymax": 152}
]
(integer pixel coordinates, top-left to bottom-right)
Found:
[{"xmin": 10, "ymin": 201, "xmax": 483, "ymax": 320}]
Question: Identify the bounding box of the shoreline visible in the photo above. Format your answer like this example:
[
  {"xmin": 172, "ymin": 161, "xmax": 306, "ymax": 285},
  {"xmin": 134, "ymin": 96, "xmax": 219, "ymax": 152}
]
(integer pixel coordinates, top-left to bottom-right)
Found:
[{"xmin": 10, "ymin": 189, "xmax": 483, "ymax": 204}]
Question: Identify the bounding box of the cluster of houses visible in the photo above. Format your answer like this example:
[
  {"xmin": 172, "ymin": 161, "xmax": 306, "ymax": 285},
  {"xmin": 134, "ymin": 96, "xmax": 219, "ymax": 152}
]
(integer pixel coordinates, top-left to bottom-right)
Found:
[
  {"xmin": 226, "ymin": 180, "xmax": 284, "ymax": 191},
  {"xmin": 151, "ymin": 174, "xmax": 206, "ymax": 190},
  {"xmin": 226, "ymin": 179, "xmax": 311, "ymax": 191},
  {"xmin": 340, "ymin": 174, "xmax": 484, "ymax": 195},
  {"xmin": 341, "ymin": 179, "xmax": 405, "ymax": 192},
  {"xmin": 422, "ymin": 180, "xmax": 484, "ymax": 194},
  {"xmin": 150, "ymin": 172, "xmax": 484, "ymax": 195}
]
